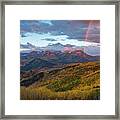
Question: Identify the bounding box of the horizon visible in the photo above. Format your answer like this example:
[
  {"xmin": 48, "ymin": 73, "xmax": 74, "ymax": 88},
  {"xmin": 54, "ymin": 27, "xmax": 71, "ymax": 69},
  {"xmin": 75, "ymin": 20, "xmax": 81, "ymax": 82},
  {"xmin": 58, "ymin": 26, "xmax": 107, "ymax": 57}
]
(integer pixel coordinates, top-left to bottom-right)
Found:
[{"xmin": 20, "ymin": 41, "xmax": 100, "ymax": 48}]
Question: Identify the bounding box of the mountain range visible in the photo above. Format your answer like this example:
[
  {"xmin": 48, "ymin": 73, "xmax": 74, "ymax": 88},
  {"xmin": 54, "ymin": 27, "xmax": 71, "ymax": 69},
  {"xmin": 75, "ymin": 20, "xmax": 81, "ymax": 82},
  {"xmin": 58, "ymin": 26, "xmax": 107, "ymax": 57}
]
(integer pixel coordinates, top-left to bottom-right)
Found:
[
  {"xmin": 20, "ymin": 42, "xmax": 100, "ymax": 73},
  {"xmin": 21, "ymin": 50, "xmax": 99, "ymax": 72},
  {"xmin": 20, "ymin": 42, "xmax": 100, "ymax": 56}
]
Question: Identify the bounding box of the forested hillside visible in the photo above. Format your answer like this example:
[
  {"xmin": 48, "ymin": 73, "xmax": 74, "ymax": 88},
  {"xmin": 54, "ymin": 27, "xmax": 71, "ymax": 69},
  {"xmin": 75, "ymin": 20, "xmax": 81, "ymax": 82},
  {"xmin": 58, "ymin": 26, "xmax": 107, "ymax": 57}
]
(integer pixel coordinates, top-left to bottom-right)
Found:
[{"xmin": 20, "ymin": 61, "xmax": 100, "ymax": 100}]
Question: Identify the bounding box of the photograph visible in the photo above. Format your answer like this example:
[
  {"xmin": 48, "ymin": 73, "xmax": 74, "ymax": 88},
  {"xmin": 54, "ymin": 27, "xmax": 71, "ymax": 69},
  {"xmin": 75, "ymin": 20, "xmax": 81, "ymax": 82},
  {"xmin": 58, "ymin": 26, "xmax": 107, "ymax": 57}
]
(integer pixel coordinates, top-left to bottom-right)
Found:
[{"xmin": 20, "ymin": 20, "xmax": 100, "ymax": 100}]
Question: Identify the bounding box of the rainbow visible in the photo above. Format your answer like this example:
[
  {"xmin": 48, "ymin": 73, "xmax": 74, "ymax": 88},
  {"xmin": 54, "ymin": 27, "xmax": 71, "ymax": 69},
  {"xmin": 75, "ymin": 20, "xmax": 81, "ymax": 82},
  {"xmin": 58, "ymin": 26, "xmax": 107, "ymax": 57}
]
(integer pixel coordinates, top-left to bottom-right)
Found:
[
  {"xmin": 85, "ymin": 20, "xmax": 93, "ymax": 41},
  {"xmin": 81, "ymin": 20, "xmax": 93, "ymax": 53}
]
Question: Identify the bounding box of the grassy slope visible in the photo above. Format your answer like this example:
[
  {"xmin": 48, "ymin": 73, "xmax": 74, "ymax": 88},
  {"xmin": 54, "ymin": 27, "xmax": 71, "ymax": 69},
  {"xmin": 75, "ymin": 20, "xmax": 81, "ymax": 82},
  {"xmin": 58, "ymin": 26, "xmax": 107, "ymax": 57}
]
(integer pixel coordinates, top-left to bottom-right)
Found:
[{"xmin": 20, "ymin": 61, "xmax": 100, "ymax": 100}]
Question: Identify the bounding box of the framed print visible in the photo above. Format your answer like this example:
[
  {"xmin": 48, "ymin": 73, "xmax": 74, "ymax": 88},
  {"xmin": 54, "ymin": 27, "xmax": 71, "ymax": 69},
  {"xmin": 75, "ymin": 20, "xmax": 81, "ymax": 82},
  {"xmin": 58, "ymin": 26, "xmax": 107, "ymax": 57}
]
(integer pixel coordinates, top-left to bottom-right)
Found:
[{"xmin": 0, "ymin": 0, "xmax": 119, "ymax": 119}]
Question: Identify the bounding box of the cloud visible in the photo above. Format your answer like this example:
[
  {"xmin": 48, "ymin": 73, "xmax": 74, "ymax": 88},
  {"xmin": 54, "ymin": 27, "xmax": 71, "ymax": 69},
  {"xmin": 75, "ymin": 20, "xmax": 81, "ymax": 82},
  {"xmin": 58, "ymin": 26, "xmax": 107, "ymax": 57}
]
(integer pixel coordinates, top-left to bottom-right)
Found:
[
  {"xmin": 39, "ymin": 20, "xmax": 53, "ymax": 26},
  {"xmin": 20, "ymin": 20, "xmax": 100, "ymax": 43},
  {"xmin": 21, "ymin": 34, "xmax": 27, "ymax": 37},
  {"xmin": 41, "ymin": 38, "xmax": 57, "ymax": 41}
]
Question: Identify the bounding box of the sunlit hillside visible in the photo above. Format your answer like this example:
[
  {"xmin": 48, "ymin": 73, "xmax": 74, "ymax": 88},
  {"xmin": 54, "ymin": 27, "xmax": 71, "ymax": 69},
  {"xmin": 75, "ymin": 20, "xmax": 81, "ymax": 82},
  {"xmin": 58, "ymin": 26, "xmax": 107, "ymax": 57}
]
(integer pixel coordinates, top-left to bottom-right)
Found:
[{"xmin": 20, "ymin": 61, "xmax": 100, "ymax": 100}]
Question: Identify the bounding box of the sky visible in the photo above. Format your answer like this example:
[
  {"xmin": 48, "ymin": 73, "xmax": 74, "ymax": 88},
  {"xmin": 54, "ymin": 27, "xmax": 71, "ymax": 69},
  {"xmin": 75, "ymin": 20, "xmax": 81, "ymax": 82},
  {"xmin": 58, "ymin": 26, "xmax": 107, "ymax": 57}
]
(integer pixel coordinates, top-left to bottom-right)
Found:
[{"xmin": 20, "ymin": 20, "xmax": 100, "ymax": 47}]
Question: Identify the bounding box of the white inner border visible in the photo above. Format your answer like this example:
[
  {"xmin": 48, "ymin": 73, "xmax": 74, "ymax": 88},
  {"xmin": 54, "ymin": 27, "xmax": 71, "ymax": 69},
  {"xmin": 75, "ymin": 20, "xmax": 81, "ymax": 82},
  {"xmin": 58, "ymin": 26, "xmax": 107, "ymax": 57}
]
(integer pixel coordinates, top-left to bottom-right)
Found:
[{"xmin": 5, "ymin": 5, "xmax": 115, "ymax": 115}]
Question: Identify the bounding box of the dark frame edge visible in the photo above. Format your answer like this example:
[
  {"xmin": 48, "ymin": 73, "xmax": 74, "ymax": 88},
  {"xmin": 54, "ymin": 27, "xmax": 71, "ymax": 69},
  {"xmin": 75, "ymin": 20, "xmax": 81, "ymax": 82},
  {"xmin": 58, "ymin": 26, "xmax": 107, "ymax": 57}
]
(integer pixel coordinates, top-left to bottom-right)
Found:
[
  {"xmin": 1, "ymin": 1, "xmax": 5, "ymax": 119},
  {"xmin": 115, "ymin": 1, "xmax": 119, "ymax": 119},
  {"xmin": 1, "ymin": 0, "xmax": 120, "ymax": 5},
  {"xmin": 1, "ymin": 115, "xmax": 119, "ymax": 119},
  {"xmin": 0, "ymin": 0, "xmax": 119, "ymax": 119}
]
